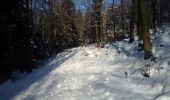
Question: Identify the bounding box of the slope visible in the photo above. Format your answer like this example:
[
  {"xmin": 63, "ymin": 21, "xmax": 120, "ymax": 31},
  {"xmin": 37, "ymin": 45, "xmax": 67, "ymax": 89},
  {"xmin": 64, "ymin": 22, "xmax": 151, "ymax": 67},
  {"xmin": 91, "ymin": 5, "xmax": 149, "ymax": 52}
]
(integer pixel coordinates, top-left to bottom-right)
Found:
[{"xmin": 0, "ymin": 27, "xmax": 170, "ymax": 100}]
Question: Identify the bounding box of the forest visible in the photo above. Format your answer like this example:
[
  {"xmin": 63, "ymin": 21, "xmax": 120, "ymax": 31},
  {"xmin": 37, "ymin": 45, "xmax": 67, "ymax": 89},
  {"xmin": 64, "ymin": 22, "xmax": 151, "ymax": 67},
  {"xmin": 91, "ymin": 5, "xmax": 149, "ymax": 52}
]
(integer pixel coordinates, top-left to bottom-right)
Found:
[{"xmin": 0, "ymin": 0, "xmax": 170, "ymax": 99}]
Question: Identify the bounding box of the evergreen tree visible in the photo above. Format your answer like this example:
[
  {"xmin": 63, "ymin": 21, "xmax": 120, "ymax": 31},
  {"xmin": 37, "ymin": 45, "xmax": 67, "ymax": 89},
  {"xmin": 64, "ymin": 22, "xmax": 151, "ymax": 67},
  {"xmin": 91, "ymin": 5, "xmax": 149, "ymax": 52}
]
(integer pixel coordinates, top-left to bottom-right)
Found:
[{"xmin": 0, "ymin": 0, "xmax": 35, "ymax": 83}]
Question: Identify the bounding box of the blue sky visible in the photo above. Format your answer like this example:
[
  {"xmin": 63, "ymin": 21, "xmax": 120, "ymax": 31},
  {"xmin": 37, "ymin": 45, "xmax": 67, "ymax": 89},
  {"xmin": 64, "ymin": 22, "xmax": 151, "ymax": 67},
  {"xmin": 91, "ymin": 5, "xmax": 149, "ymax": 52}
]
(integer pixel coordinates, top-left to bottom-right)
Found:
[{"xmin": 74, "ymin": 0, "xmax": 116, "ymax": 11}]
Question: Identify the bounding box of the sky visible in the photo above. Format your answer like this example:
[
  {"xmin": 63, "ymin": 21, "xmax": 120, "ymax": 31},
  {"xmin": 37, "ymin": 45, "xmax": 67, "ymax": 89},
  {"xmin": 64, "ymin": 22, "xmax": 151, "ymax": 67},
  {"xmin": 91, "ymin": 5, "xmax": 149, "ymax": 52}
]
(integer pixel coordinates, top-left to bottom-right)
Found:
[
  {"xmin": 74, "ymin": 0, "xmax": 122, "ymax": 10},
  {"xmin": 74, "ymin": 0, "xmax": 117, "ymax": 11}
]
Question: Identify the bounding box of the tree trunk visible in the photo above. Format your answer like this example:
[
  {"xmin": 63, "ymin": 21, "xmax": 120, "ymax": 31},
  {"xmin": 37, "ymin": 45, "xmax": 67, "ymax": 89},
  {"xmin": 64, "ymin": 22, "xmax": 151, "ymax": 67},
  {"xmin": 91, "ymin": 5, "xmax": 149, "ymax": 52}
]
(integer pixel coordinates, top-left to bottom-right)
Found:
[
  {"xmin": 152, "ymin": 0, "xmax": 158, "ymax": 33},
  {"xmin": 48, "ymin": 0, "xmax": 55, "ymax": 56},
  {"xmin": 137, "ymin": 0, "xmax": 142, "ymax": 40},
  {"xmin": 139, "ymin": 0, "xmax": 152, "ymax": 59},
  {"xmin": 112, "ymin": 0, "xmax": 116, "ymax": 38},
  {"xmin": 129, "ymin": 0, "xmax": 136, "ymax": 43},
  {"xmin": 93, "ymin": 0, "xmax": 104, "ymax": 48},
  {"xmin": 121, "ymin": 0, "xmax": 124, "ymax": 31}
]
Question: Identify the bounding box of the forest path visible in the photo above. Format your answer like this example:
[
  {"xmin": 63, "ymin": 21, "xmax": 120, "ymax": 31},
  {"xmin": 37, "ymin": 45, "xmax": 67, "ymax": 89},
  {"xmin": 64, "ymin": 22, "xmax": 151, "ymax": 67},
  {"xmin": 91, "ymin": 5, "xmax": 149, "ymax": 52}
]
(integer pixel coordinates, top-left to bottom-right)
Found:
[{"xmin": 0, "ymin": 27, "xmax": 170, "ymax": 100}]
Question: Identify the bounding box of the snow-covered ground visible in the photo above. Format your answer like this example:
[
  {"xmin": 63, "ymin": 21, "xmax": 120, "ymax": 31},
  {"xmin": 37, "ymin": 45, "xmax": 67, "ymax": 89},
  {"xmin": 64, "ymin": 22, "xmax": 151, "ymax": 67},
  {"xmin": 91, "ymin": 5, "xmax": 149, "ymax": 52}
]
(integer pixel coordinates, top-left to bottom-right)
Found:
[{"xmin": 0, "ymin": 27, "xmax": 170, "ymax": 100}]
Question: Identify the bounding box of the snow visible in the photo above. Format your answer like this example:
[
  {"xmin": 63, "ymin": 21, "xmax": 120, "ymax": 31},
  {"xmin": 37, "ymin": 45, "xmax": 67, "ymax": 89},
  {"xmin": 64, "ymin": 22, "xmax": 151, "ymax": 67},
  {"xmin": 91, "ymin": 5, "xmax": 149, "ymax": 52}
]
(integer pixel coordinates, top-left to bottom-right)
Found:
[{"xmin": 0, "ymin": 27, "xmax": 170, "ymax": 100}]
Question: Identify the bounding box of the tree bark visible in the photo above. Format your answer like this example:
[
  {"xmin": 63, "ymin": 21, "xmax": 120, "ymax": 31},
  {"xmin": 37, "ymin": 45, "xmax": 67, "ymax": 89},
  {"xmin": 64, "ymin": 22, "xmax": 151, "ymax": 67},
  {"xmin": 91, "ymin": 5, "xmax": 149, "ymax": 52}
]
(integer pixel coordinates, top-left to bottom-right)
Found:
[
  {"xmin": 137, "ymin": 0, "xmax": 142, "ymax": 40},
  {"xmin": 152, "ymin": 0, "xmax": 158, "ymax": 33},
  {"xmin": 112, "ymin": 0, "xmax": 116, "ymax": 37},
  {"xmin": 139, "ymin": 0, "xmax": 152, "ymax": 59},
  {"xmin": 121, "ymin": 0, "xmax": 124, "ymax": 31},
  {"xmin": 129, "ymin": 0, "xmax": 136, "ymax": 43},
  {"xmin": 93, "ymin": 0, "xmax": 104, "ymax": 47}
]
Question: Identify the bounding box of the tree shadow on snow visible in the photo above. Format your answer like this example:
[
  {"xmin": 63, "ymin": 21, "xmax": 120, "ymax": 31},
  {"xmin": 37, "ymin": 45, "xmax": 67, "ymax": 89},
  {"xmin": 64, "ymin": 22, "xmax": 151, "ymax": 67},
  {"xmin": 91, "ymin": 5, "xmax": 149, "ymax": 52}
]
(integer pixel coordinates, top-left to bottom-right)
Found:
[
  {"xmin": 0, "ymin": 49, "xmax": 77, "ymax": 100},
  {"xmin": 111, "ymin": 43, "xmax": 144, "ymax": 58}
]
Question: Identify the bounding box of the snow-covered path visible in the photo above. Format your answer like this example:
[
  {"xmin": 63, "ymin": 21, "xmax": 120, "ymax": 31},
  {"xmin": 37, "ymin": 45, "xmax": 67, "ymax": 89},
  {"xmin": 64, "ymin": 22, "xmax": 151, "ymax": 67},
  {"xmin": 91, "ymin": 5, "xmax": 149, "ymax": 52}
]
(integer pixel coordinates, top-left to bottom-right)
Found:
[{"xmin": 0, "ymin": 28, "xmax": 170, "ymax": 100}]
